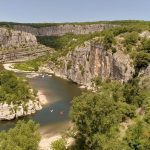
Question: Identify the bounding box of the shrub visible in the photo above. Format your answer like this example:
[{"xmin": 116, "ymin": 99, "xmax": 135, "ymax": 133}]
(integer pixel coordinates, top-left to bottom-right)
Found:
[
  {"xmin": 0, "ymin": 71, "xmax": 33, "ymax": 104},
  {"xmin": 134, "ymin": 52, "xmax": 150, "ymax": 71},
  {"xmin": 103, "ymin": 32, "xmax": 115, "ymax": 49},
  {"xmin": 0, "ymin": 120, "xmax": 40, "ymax": 150},
  {"xmin": 79, "ymin": 64, "xmax": 84, "ymax": 76},
  {"xmin": 141, "ymin": 38, "xmax": 150, "ymax": 53},
  {"xmin": 51, "ymin": 138, "xmax": 66, "ymax": 150},
  {"xmin": 124, "ymin": 32, "xmax": 139, "ymax": 45},
  {"xmin": 67, "ymin": 60, "xmax": 72, "ymax": 70},
  {"xmin": 111, "ymin": 47, "xmax": 117, "ymax": 54}
]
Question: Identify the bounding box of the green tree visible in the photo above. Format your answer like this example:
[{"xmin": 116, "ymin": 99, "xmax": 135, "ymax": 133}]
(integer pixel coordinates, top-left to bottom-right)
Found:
[
  {"xmin": 0, "ymin": 71, "xmax": 33, "ymax": 104},
  {"xmin": 103, "ymin": 32, "xmax": 115, "ymax": 49},
  {"xmin": 70, "ymin": 89, "xmax": 134, "ymax": 150},
  {"xmin": 0, "ymin": 120, "xmax": 40, "ymax": 150},
  {"xmin": 141, "ymin": 38, "xmax": 150, "ymax": 53},
  {"xmin": 124, "ymin": 32, "xmax": 139, "ymax": 45},
  {"xmin": 123, "ymin": 121, "xmax": 150, "ymax": 150}
]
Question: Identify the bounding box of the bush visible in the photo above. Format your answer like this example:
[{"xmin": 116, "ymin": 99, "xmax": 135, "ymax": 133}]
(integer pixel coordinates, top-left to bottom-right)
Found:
[
  {"xmin": 51, "ymin": 139, "xmax": 66, "ymax": 150},
  {"xmin": 79, "ymin": 64, "xmax": 84, "ymax": 76},
  {"xmin": 0, "ymin": 120, "xmax": 40, "ymax": 150},
  {"xmin": 67, "ymin": 60, "xmax": 72, "ymax": 70},
  {"xmin": 0, "ymin": 71, "xmax": 33, "ymax": 104},
  {"xmin": 124, "ymin": 32, "xmax": 139, "ymax": 45},
  {"xmin": 123, "ymin": 121, "xmax": 150, "ymax": 150},
  {"xmin": 141, "ymin": 38, "xmax": 150, "ymax": 53},
  {"xmin": 134, "ymin": 52, "xmax": 150, "ymax": 71},
  {"xmin": 111, "ymin": 47, "xmax": 117, "ymax": 54},
  {"xmin": 103, "ymin": 32, "xmax": 115, "ymax": 49},
  {"xmin": 70, "ymin": 81, "xmax": 136, "ymax": 150}
]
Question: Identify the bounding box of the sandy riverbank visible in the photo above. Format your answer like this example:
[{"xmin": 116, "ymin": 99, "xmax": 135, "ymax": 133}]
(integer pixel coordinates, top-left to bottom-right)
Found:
[
  {"xmin": 3, "ymin": 63, "xmax": 33, "ymax": 72},
  {"xmin": 39, "ymin": 134, "xmax": 61, "ymax": 150}
]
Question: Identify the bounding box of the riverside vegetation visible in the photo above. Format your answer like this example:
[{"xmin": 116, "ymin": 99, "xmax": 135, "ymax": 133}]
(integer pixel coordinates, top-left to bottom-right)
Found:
[
  {"xmin": 0, "ymin": 65, "xmax": 36, "ymax": 105},
  {"xmin": 0, "ymin": 65, "xmax": 40, "ymax": 149},
  {"xmin": 0, "ymin": 120, "xmax": 40, "ymax": 150},
  {"xmin": 0, "ymin": 21, "xmax": 150, "ymax": 150}
]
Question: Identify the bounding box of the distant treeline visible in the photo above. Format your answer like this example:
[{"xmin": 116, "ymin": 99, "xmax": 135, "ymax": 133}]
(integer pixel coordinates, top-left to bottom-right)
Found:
[{"xmin": 1, "ymin": 20, "xmax": 150, "ymax": 28}]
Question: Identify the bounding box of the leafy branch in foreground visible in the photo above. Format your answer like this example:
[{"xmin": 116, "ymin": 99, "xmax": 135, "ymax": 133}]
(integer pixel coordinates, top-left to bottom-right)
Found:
[{"xmin": 0, "ymin": 120, "xmax": 40, "ymax": 150}]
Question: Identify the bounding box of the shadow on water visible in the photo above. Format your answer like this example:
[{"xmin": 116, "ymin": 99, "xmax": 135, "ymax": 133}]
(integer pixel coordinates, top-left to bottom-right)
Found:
[{"xmin": 0, "ymin": 74, "xmax": 82, "ymax": 134}]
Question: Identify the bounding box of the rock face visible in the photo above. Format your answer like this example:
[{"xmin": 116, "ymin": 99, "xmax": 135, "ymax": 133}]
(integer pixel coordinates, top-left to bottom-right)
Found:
[
  {"xmin": 0, "ymin": 100, "xmax": 42, "ymax": 120},
  {"xmin": 0, "ymin": 27, "xmax": 53, "ymax": 63},
  {"xmin": 139, "ymin": 65, "xmax": 150, "ymax": 88},
  {"xmin": 0, "ymin": 27, "xmax": 37, "ymax": 48},
  {"xmin": 0, "ymin": 47, "xmax": 52, "ymax": 63},
  {"xmin": 41, "ymin": 41, "xmax": 134, "ymax": 89},
  {"xmin": 13, "ymin": 24, "xmax": 116, "ymax": 36}
]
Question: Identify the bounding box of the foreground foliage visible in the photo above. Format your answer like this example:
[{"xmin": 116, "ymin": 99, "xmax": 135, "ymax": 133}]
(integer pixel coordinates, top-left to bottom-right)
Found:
[
  {"xmin": 51, "ymin": 138, "xmax": 66, "ymax": 150},
  {"xmin": 70, "ymin": 80, "xmax": 150, "ymax": 150},
  {"xmin": 0, "ymin": 120, "xmax": 40, "ymax": 150}
]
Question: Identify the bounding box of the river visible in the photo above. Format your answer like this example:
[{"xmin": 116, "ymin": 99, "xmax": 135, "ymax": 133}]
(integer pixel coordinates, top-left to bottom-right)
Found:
[{"xmin": 0, "ymin": 73, "xmax": 82, "ymax": 136}]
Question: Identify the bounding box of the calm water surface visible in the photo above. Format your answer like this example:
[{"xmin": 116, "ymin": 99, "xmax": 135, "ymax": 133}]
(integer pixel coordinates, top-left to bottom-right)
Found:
[{"xmin": 0, "ymin": 74, "xmax": 82, "ymax": 135}]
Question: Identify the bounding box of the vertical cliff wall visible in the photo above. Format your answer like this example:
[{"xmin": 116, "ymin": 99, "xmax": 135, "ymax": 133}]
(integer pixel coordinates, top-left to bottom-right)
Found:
[
  {"xmin": 13, "ymin": 24, "xmax": 116, "ymax": 36},
  {"xmin": 0, "ymin": 27, "xmax": 52, "ymax": 63},
  {"xmin": 0, "ymin": 27, "xmax": 37, "ymax": 48},
  {"xmin": 42, "ymin": 41, "xmax": 134, "ymax": 88}
]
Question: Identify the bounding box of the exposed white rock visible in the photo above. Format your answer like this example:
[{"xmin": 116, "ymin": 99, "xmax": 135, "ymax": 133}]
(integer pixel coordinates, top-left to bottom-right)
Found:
[
  {"xmin": 0, "ymin": 99, "xmax": 42, "ymax": 121},
  {"xmin": 140, "ymin": 31, "xmax": 150, "ymax": 39},
  {"xmin": 0, "ymin": 27, "xmax": 37, "ymax": 48}
]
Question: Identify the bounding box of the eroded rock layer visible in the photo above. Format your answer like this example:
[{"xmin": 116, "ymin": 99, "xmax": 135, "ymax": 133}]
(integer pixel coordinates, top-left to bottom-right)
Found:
[{"xmin": 13, "ymin": 24, "xmax": 116, "ymax": 36}]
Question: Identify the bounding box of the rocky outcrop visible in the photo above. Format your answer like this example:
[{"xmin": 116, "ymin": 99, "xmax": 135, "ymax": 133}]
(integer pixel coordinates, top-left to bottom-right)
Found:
[
  {"xmin": 0, "ymin": 27, "xmax": 37, "ymax": 48},
  {"xmin": 0, "ymin": 27, "xmax": 53, "ymax": 63},
  {"xmin": 140, "ymin": 31, "xmax": 150, "ymax": 39},
  {"xmin": 40, "ymin": 41, "xmax": 134, "ymax": 89},
  {"xmin": 139, "ymin": 65, "xmax": 150, "ymax": 88},
  {"xmin": 0, "ymin": 100, "xmax": 42, "ymax": 120},
  {"xmin": 13, "ymin": 24, "xmax": 116, "ymax": 36},
  {"xmin": 0, "ymin": 46, "xmax": 52, "ymax": 63}
]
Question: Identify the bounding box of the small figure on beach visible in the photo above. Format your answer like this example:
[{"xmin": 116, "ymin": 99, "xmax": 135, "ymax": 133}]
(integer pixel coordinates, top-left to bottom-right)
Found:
[{"xmin": 59, "ymin": 111, "xmax": 64, "ymax": 115}]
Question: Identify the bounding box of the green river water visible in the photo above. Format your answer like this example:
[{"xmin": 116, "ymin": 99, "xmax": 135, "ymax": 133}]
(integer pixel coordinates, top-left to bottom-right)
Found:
[{"xmin": 0, "ymin": 73, "xmax": 82, "ymax": 136}]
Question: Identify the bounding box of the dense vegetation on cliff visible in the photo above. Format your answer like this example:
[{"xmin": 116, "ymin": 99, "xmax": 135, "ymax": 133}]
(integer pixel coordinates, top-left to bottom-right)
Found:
[{"xmin": 0, "ymin": 120, "xmax": 40, "ymax": 150}]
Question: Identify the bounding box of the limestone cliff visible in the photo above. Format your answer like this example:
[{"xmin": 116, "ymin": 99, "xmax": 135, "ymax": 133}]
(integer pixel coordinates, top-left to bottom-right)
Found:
[
  {"xmin": 40, "ymin": 41, "xmax": 134, "ymax": 89},
  {"xmin": 13, "ymin": 24, "xmax": 116, "ymax": 36},
  {"xmin": 0, "ymin": 27, "xmax": 37, "ymax": 48},
  {"xmin": 0, "ymin": 27, "xmax": 53, "ymax": 63}
]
